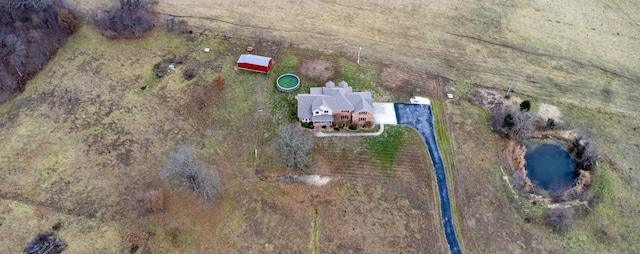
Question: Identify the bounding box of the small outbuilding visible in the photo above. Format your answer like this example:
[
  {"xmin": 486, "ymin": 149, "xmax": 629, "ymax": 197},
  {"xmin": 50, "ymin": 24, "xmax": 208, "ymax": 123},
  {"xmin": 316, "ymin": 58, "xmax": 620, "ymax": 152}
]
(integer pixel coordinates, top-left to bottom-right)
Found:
[{"xmin": 236, "ymin": 54, "xmax": 273, "ymax": 73}]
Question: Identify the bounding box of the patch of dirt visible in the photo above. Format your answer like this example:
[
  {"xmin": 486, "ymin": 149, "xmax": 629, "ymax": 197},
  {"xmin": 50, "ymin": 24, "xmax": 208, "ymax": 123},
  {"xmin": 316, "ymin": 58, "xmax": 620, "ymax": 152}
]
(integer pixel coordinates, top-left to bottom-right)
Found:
[
  {"xmin": 537, "ymin": 103, "xmax": 562, "ymax": 122},
  {"xmin": 379, "ymin": 67, "xmax": 416, "ymax": 98},
  {"xmin": 469, "ymin": 88, "xmax": 505, "ymax": 110},
  {"xmin": 470, "ymin": 88, "xmax": 563, "ymax": 122},
  {"xmin": 298, "ymin": 59, "xmax": 339, "ymax": 84},
  {"xmin": 154, "ymin": 57, "xmax": 184, "ymax": 78},
  {"xmin": 379, "ymin": 67, "xmax": 411, "ymax": 89},
  {"xmin": 183, "ymin": 68, "xmax": 199, "ymax": 81}
]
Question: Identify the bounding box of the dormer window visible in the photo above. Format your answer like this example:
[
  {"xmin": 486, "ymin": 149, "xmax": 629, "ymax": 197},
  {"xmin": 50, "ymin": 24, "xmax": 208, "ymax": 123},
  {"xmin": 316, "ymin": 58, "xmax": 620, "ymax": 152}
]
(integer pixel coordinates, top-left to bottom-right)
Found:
[{"xmin": 324, "ymin": 110, "xmax": 329, "ymax": 114}]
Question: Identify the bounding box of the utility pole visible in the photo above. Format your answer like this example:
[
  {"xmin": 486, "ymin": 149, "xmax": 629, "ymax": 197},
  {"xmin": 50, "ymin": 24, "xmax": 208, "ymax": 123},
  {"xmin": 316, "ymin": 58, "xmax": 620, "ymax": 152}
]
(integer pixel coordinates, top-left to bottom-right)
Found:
[
  {"xmin": 505, "ymin": 78, "xmax": 515, "ymax": 98},
  {"xmin": 357, "ymin": 45, "xmax": 362, "ymax": 65}
]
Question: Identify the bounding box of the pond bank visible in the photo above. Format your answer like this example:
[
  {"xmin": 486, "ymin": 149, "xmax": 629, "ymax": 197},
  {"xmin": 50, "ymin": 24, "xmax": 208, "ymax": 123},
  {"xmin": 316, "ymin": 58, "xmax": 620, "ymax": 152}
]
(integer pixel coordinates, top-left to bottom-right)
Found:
[{"xmin": 505, "ymin": 130, "xmax": 594, "ymax": 206}]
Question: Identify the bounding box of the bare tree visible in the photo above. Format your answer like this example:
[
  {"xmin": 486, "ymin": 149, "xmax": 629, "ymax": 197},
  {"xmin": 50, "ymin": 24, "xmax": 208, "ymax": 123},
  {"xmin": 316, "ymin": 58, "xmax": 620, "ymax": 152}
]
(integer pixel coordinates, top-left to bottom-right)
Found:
[
  {"xmin": 93, "ymin": 0, "xmax": 154, "ymax": 39},
  {"xmin": 162, "ymin": 146, "xmax": 222, "ymax": 203},
  {"xmin": 489, "ymin": 108, "xmax": 509, "ymax": 136},
  {"xmin": 1, "ymin": 0, "xmax": 49, "ymax": 10},
  {"xmin": 273, "ymin": 123, "xmax": 315, "ymax": 183},
  {"xmin": 511, "ymin": 110, "xmax": 534, "ymax": 142},
  {"xmin": 489, "ymin": 108, "xmax": 533, "ymax": 141},
  {"xmin": 547, "ymin": 207, "xmax": 576, "ymax": 232}
]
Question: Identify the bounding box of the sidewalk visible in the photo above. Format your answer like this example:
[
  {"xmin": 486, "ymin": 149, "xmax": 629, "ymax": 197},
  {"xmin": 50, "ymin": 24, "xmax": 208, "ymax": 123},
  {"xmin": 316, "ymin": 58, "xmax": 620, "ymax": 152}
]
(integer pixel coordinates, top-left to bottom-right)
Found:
[{"xmin": 314, "ymin": 124, "xmax": 385, "ymax": 137}]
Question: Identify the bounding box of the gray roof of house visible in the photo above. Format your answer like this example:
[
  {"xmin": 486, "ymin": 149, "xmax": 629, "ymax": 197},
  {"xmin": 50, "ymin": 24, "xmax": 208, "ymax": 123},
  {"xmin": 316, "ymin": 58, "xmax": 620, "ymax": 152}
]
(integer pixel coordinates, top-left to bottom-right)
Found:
[
  {"xmin": 296, "ymin": 94, "xmax": 316, "ymax": 119},
  {"xmin": 347, "ymin": 94, "xmax": 372, "ymax": 114},
  {"xmin": 297, "ymin": 81, "xmax": 374, "ymax": 120},
  {"xmin": 312, "ymin": 94, "xmax": 353, "ymax": 111}
]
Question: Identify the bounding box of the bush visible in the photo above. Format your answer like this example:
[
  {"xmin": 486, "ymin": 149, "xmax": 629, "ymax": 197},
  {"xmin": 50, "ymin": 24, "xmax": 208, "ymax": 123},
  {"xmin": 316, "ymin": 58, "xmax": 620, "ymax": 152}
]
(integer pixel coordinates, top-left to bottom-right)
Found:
[
  {"xmin": 93, "ymin": 0, "xmax": 154, "ymax": 39},
  {"xmin": 571, "ymin": 136, "xmax": 599, "ymax": 171},
  {"xmin": 23, "ymin": 231, "xmax": 67, "ymax": 254},
  {"xmin": 546, "ymin": 207, "xmax": 575, "ymax": 232},
  {"xmin": 162, "ymin": 146, "xmax": 222, "ymax": 203},
  {"xmin": 128, "ymin": 189, "xmax": 164, "ymax": 214},
  {"xmin": 213, "ymin": 74, "xmax": 225, "ymax": 87},
  {"xmin": 519, "ymin": 100, "xmax": 531, "ymax": 111},
  {"xmin": 546, "ymin": 118, "xmax": 556, "ymax": 130},
  {"xmin": 489, "ymin": 107, "xmax": 533, "ymax": 141},
  {"xmin": 503, "ymin": 114, "xmax": 515, "ymax": 129}
]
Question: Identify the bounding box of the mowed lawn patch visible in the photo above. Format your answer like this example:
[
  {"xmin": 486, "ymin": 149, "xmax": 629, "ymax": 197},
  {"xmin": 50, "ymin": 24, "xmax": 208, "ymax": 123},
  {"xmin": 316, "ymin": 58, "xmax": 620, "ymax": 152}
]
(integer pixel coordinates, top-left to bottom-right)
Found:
[{"xmin": 364, "ymin": 125, "xmax": 408, "ymax": 172}]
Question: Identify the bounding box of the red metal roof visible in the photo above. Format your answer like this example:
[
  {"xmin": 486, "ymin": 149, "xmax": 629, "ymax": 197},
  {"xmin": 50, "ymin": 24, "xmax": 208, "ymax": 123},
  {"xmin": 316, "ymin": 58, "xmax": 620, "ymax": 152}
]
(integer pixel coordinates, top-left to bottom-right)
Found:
[{"xmin": 237, "ymin": 54, "xmax": 272, "ymax": 67}]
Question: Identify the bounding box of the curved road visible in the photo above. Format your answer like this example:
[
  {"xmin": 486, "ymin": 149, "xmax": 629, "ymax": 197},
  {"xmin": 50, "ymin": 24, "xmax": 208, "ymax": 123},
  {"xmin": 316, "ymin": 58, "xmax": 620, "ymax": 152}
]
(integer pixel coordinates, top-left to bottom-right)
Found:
[{"xmin": 394, "ymin": 103, "xmax": 462, "ymax": 254}]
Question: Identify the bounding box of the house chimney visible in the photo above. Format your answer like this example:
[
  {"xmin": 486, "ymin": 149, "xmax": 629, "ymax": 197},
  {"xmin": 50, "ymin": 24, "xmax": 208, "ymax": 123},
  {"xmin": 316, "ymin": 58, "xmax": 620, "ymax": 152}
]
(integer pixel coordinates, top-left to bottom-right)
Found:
[{"xmin": 326, "ymin": 81, "xmax": 335, "ymax": 88}]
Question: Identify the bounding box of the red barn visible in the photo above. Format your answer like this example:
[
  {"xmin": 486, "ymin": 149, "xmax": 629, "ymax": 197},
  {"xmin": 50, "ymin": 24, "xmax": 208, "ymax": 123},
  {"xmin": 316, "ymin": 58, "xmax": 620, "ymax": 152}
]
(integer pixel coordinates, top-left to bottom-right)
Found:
[{"xmin": 236, "ymin": 54, "xmax": 273, "ymax": 73}]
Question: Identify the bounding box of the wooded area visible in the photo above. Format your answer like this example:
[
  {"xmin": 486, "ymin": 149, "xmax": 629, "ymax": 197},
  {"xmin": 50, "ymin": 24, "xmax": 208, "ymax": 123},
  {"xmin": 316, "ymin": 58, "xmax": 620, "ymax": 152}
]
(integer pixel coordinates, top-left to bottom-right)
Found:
[{"xmin": 0, "ymin": 0, "xmax": 77, "ymax": 100}]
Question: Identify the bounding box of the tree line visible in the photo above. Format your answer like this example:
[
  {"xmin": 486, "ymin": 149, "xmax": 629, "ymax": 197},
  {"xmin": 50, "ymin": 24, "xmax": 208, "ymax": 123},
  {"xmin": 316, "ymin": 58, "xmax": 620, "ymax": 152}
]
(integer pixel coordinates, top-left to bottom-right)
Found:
[{"xmin": 0, "ymin": 0, "xmax": 77, "ymax": 96}]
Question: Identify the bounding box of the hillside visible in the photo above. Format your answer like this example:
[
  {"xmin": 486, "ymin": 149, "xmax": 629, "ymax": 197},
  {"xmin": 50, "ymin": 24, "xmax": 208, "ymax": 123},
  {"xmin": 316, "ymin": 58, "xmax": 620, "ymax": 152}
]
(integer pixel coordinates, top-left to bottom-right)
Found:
[{"xmin": 70, "ymin": 0, "xmax": 640, "ymax": 116}]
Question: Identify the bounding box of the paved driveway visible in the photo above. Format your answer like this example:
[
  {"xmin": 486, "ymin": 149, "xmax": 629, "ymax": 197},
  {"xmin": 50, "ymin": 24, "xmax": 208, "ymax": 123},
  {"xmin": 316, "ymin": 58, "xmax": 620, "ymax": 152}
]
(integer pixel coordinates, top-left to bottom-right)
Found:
[
  {"xmin": 394, "ymin": 103, "xmax": 463, "ymax": 254},
  {"xmin": 373, "ymin": 103, "xmax": 397, "ymax": 125}
]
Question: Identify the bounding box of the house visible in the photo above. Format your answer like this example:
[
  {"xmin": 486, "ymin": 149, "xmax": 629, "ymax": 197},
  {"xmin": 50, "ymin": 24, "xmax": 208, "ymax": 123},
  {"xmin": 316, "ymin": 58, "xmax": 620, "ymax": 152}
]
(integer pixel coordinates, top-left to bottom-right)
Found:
[
  {"xmin": 236, "ymin": 54, "xmax": 273, "ymax": 73},
  {"xmin": 296, "ymin": 81, "xmax": 374, "ymax": 128}
]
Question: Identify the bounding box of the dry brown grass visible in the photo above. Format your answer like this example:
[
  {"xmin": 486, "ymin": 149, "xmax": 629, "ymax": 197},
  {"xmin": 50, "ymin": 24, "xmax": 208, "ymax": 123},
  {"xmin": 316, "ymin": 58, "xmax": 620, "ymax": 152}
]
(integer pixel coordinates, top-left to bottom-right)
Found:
[
  {"xmin": 69, "ymin": 0, "xmax": 640, "ymax": 116},
  {"xmin": 4, "ymin": 1, "xmax": 640, "ymax": 252},
  {"xmin": 0, "ymin": 22, "xmax": 447, "ymax": 253}
]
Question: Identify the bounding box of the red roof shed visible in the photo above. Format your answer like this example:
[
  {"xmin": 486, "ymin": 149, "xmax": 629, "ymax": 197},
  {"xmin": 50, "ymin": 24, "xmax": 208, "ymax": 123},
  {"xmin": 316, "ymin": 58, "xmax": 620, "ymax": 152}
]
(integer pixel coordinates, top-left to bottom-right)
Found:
[{"xmin": 236, "ymin": 54, "xmax": 273, "ymax": 73}]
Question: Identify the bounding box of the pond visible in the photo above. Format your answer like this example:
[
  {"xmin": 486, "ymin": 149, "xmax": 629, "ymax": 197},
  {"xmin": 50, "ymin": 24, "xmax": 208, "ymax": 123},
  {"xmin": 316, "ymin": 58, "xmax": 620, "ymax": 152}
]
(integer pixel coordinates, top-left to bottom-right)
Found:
[{"xmin": 524, "ymin": 140, "xmax": 577, "ymax": 191}]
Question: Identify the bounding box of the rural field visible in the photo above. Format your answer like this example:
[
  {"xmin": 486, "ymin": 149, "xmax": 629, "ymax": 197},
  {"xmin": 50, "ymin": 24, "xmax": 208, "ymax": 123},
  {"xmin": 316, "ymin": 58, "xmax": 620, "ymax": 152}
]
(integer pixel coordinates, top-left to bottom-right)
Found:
[
  {"xmin": 1, "ymin": 0, "xmax": 639, "ymax": 253},
  {"xmin": 0, "ymin": 23, "xmax": 445, "ymax": 253}
]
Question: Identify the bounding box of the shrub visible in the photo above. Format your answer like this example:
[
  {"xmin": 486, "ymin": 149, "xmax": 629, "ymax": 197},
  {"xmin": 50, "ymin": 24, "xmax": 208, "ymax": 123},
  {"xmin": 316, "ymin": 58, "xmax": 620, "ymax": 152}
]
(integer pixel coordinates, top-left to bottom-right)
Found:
[
  {"xmin": 23, "ymin": 231, "xmax": 67, "ymax": 254},
  {"xmin": 571, "ymin": 136, "xmax": 599, "ymax": 171},
  {"xmin": 57, "ymin": 8, "xmax": 78, "ymax": 33},
  {"xmin": 503, "ymin": 114, "xmax": 515, "ymax": 129},
  {"xmin": 162, "ymin": 146, "xmax": 222, "ymax": 203},
  {"xmin": 546, "ymin": 207, "xmax": 575, "ymax": 232},
  {"xmin": 93, "ymin": 0, "xmax": 154, "ymax": 39},
  {"xmin": 519, "ymin": 100, "xmax": 531, "ymax": 111},
  {"xmin": 490, "ymin": 108, "xmax": 533, "ymax": 141},
  {"xmin": 546, "ymin": 118, "xmax": 556, "ymax": 130},
  {"xmin": 129, "ymin": 189, "xmax": 164, "ymax": 213},
  {"xmin": 127, "ymin": 232, "xmax": 146, "ymax": 254},
  {"xmin": 213, "ymin": 75, "xmax": 225, "ymax": 88}
]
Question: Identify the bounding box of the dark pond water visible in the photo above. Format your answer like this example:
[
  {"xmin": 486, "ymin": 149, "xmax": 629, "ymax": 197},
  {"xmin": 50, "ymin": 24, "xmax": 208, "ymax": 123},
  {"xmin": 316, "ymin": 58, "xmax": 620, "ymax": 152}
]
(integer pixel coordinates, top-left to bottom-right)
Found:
[{"xmin": 524, "ymin": 142, "xmax": 577, "ymax": 190}]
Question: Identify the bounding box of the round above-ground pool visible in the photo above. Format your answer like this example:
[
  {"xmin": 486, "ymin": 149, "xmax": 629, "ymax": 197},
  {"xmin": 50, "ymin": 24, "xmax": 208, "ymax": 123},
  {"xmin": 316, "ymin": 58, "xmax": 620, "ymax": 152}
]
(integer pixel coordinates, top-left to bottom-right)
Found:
[{"xmin": 276, "ymin": 73, "xmax": 300, "ymax": 92}]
